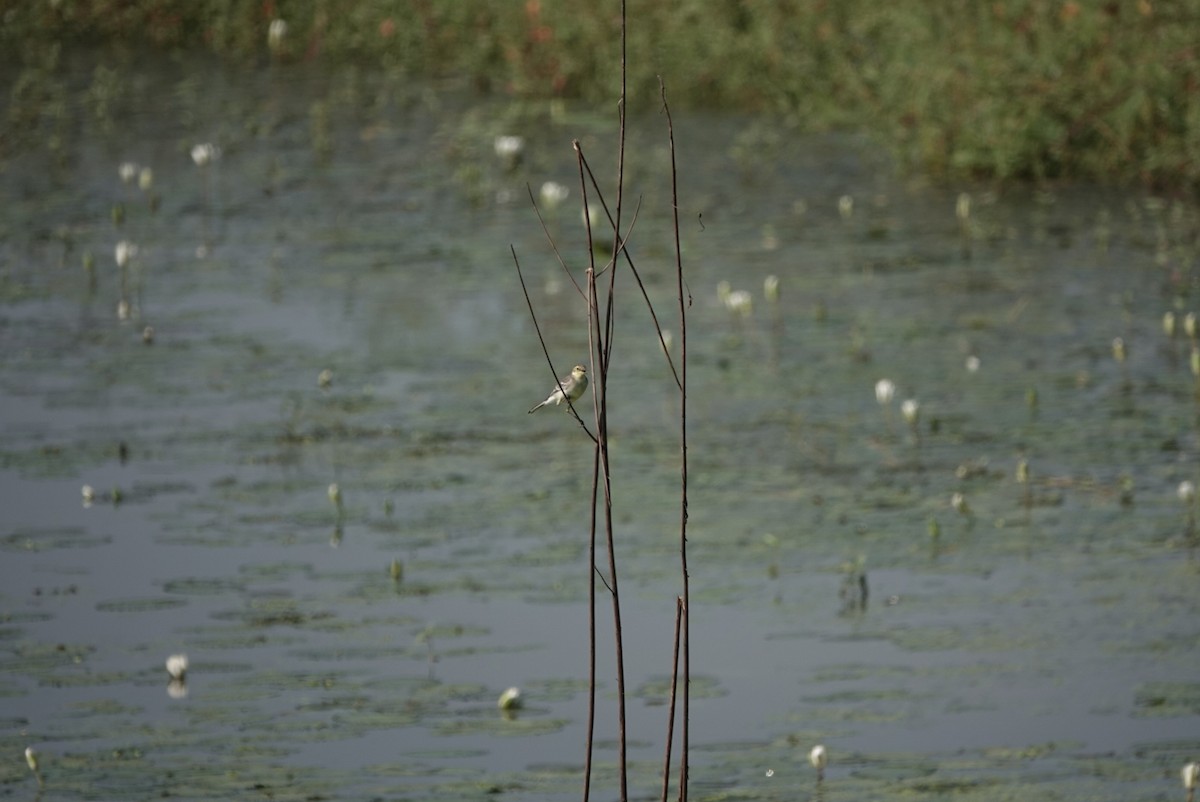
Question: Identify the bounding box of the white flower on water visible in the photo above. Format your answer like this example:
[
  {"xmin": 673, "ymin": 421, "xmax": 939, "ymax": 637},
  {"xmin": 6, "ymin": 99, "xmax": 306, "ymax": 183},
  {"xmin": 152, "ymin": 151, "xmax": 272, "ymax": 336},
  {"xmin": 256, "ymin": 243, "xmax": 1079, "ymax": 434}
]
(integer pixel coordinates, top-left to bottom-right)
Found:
[
  {"xmin": 498, "ymin": 686, "xmax": 522, "ymax": 710},
  {"xmin": 901, "ymin": 398, "xmax": 920, "ymax": 426},
  {"xmin": 725, "ymin": 290, "xmax": 753, "ymax": 317},
  {"xmin": 494, "ymin": 135, "xmax": 524, "ymax": 160},
  {"xmin": 116, "ymin": 299, "xmax": 131, "ymax": 321},
  {"xmin": 115, "ymin": 240, "xmax": 138, "ymax": 268},
  {"xmin": 1111, "ymin": 336, "xmax": 1126, "ymax": 363},
  {"xmin": 165, "ymin": 653, "xmax": 188, "ymax": 680},
  {"xmin": 118, "ymin": 162, "xmax": 139, "ymax": 185},
  {"xmin": 539, "ymin": 181, "xmax": 569, "ymax": 207},
  {"xmin": 717, "ymin": 281, "xmax": 732, "ymax": 306},
  {"xmin": 138, "ymin": 166, "xmax": 154, "ymax": 191},
  {"xmin": 1183, "ymin": 762, "xmax": 1199, "ymax": 791},
  {"xmin": 809, "ymin": 744, "xmax": 827, "ymax": 771},
  {"xmin": 318, "ymin": 368, "xmax": 333, "ymax": 388},
  {"xmin": 328, "ymin": 483, "xmax": 342, "ymax": 506},
  {"xmin": 875, "ymin": 378, "xmax": 895, "ymax": 405},
  {"xmin": 955, "ymin": 192, "xmax": 971, "ymax": 222},
  {"xmin": 1187, "ymin": 312, "xmax": 1198, "ymax": 340},
  {"xmin": 81, "ymin": 485, "xmax": 95, "ymax": 504},
  {"xmin": 965, "ymin": 355, "xmax": 981, "ymax": 373},
  {"xmin": 763, "ymin": 274, "xmax": 780, "ymax": 303},
  {"xmin": 951, "ymin": 492, "xmax": 970, "ymax": 515},
  {"xmin": 837, "ymin": 195, "xmax": 854, "ymax": 219},
  {"xmin": 1164, "ymin": 311, "xmax": 1177, "ymax": 338},
  {"xmin": 24, "ymin": 746, "xmax": 38, "ymax": 773},
  {"xmin": 268, "ymin": 18, "xmax": 288, "ymax": 50},
  {"xmin": 191, "ymin": 143, "xmax": 220, "ymax": 167},
  {"xmin": 581, "ymin": 204, "xmax": 601, "ymax": 231}
]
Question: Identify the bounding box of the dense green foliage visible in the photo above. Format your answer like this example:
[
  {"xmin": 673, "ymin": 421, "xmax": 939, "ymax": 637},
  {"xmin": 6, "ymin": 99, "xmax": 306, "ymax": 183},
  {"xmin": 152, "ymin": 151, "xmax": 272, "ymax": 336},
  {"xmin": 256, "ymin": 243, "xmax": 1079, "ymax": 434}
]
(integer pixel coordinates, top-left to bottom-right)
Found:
[{"xmin": 4, "ymin": 0, "xmax": 1199, "ymax": 190}]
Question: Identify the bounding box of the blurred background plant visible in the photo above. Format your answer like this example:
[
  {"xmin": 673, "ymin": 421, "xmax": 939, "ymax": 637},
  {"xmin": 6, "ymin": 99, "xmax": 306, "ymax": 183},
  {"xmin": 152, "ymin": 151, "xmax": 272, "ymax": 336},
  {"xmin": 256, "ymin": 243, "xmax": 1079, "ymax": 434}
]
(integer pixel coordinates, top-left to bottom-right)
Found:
[{"xmin": 3, "ymin": 0, "xmax": 1199, "ymax": 191}]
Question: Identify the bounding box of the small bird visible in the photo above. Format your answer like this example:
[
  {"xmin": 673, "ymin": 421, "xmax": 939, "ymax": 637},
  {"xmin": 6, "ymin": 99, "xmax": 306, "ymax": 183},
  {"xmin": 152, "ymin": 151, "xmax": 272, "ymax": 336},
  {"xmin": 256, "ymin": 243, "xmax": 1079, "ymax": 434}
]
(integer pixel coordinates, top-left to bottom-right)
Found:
[{"xmin": 529, "ymin": 364, "xmax": 588, "ymax": 413}]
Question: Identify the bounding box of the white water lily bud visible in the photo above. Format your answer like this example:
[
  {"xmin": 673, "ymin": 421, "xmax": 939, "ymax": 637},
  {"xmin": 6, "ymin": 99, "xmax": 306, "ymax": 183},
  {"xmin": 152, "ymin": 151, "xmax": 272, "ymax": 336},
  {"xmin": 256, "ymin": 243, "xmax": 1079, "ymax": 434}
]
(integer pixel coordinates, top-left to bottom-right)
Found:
[
  {"xmin": 138, "ymin": 167, "xmax": 154, "ymax": 192},
  {"xmin": 1016, "ymin": 459, "xmax": 1029, "ymax": 485},
  {"xmin": 1183, "ymin": 762, "xmax": 1199, "ymax": 791},
  {"xmin": 165, "ymin": 653, "xmax": 188, "ymax": 680},
  {"xmin": 809, "ymin": 744, "xmax": 827, "ymax": 771},
  {"xmin": 268, "ymin": 18, "xmax": 288, "ymax": 51},
  {"xmin": 951, "ymin": 492, "xmax": 969, "ymax": 515},
  {"xmin": 837, "ymin": 195, "xmax": 853, "ymax": 219},
  {"xmin": 725, "ymin": 290, "xmax": 753, "ymax": 317},
  {"xmin": 716, "ymin": 280, "xmax": 731, "ymax": 305},
  {"xmin": 24, "ymin": 746, "xmax": 38, "ymax": 773},
  {"xmin": 498, "ymin": 686, "xmax": 522, "ymax": 710},
  {"xmin": 955, "ymin": 192, "xmax": 971, "ymax": 222},
  {"xmin": 875, "ymin": 379, "xmax": 895, "ymax": 405},
  {"xmin": 115, "ymin": 240, "xmax": 138, "ymax": 268},
  {"xmin": 1179, "ymin": 481, "xmax": 1196, "ymax": 504},
  {"xmin": 901, "ymin": 398, "xmax": 920, "ymax": 426},
  {"xmin": 1111, "ymin": 337, "xmax": 1126, "ymax": 363},
  {"xmin": 191, "ymin": 143, "xmax": 219, "ymax": 166},
  {"xmin": 118, "ymin": 162, "xmax": 138, "ymax": 184},
  {"xmin": 539, "ymin": 181, "xmax": 568, "ymax": 207},
  {"xmin": 1186, "ymin": 312, "xmax": 1198, "ymax": 340},
  {"xmin": 1164, "ymin": 311, "xmax": 1177, "ymax": 338},
  {"xmin": 493, "ymin": 135, "xmax": 524, "ymax": 160},
  {"xmin": 763, "ymin": 274, "xmax": 780, "ymax": 303}
]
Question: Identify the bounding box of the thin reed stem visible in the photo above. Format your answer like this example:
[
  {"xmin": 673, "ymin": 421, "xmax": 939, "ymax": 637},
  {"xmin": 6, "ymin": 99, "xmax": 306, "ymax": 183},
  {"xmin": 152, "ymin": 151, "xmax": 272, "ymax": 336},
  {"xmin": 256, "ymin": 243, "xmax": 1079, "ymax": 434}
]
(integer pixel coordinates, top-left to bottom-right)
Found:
[
  {"xmin": 602, "ymin": 4, "xmax": 630, "ymax": 797},
  {"xmin": 526, "ymin": 183, "xmax": 587, "ymax": 301},
  {"xmin": 660, "ymin": 597, "xmax": 684, "ymax": 802},
  {"xmin": 577, "ymin": 151, "xmax": 681, "ymax": 390},
  {"xmin": 583, "ymin": 352, "xmax": 600, "ymax": 802},
  {"xmin": 661, "ymin": 78, "xmax": 690, "ymax": 802}
]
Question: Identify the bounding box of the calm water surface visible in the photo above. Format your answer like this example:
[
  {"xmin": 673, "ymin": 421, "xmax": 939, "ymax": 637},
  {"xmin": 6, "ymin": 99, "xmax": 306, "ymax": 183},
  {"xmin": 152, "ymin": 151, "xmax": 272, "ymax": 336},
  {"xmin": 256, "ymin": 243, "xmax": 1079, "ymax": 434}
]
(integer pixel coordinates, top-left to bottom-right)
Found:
[{"xmin": 1, "ymin": 56, "xmax": 1198, "ymax": 800}]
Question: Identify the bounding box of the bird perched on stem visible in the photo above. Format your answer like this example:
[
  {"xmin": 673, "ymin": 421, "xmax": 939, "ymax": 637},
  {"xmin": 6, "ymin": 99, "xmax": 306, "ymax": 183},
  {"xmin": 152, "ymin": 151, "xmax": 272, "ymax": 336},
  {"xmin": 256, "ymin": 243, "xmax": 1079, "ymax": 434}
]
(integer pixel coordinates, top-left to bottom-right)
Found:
[{"xmin": 529, "ymin": 364, "xmax": 588, "ymax": 413}]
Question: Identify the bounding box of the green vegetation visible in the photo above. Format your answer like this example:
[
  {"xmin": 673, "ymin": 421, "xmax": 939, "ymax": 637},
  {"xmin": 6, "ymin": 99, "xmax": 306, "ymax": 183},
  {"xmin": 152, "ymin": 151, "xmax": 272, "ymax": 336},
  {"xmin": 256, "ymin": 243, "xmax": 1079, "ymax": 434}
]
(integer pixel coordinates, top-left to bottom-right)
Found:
[{"xmin": 3, "ymin": 0, "xmax": 1199, "ymax": 191}]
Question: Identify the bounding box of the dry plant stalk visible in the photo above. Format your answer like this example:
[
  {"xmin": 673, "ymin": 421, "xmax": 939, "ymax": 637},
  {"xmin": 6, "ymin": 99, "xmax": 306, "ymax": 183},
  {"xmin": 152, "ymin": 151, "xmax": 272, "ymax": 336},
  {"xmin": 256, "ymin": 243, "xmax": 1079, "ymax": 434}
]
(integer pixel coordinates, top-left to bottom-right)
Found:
[{"xmin": 511, "ymin": 3, "xmax": 690, "ymax": 801}]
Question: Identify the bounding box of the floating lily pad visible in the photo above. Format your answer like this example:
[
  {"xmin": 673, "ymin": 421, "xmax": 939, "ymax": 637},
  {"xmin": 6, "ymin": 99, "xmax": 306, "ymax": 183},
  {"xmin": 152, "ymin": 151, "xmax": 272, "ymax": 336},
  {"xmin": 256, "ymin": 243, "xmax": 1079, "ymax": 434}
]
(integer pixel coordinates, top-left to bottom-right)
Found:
[
  {"xmin": 161, "ymin": 577, "xmax": 246, "ymax": 595},
  {"xmin": 1, "ymin": 527, "xmax": 112, "ymax": 552},
  {"xmin": 1133, "ymin": 682, "xmax": 1200, "ymax": 716},
  {"xmin": 95, "ymin": 597, "xmax": 188, "ymax": 613}
]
